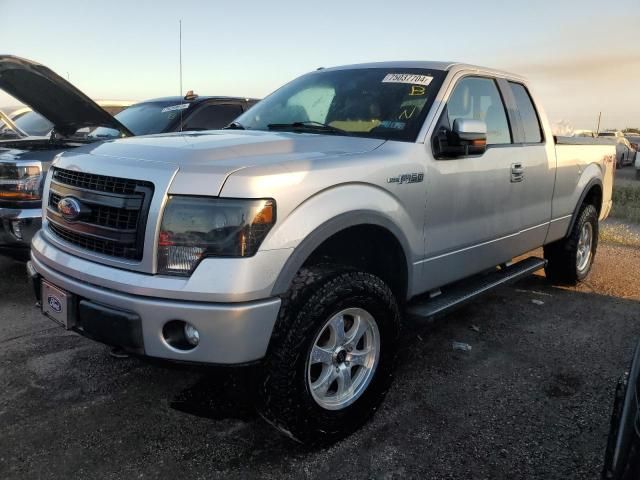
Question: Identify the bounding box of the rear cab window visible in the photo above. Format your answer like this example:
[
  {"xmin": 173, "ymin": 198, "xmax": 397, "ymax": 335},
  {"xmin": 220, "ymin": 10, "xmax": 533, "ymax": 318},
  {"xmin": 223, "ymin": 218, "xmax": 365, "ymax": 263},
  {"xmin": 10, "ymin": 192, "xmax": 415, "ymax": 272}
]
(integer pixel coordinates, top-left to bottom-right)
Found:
[{"xmin": 508, "ymin": 82, "xmax": 543, "ymax": 143}]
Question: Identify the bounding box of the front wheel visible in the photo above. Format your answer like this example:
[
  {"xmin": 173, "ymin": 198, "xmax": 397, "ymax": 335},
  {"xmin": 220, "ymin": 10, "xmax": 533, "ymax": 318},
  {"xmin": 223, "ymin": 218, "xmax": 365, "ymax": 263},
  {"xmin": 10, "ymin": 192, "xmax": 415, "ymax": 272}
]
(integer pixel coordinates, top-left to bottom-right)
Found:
[
  {"xmin": 258, "ymin": 265, "xmax": 400, "ymax": 445},
  {"xmin": 544, "ymin": 203, "xmax": 599, "ymax": 285}
]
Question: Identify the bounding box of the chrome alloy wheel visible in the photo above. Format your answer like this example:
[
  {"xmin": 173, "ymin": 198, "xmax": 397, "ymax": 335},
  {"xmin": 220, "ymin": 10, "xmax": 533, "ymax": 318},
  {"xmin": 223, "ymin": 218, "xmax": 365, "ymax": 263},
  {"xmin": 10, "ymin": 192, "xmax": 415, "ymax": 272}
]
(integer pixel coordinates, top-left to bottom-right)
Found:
[
  {"xmin": 307, "ymin": 307, "xmax": 380, "ymax": 411},
  {"xmin": 576, "ymin": 222, "xmax": 593, "ymax": 273}
]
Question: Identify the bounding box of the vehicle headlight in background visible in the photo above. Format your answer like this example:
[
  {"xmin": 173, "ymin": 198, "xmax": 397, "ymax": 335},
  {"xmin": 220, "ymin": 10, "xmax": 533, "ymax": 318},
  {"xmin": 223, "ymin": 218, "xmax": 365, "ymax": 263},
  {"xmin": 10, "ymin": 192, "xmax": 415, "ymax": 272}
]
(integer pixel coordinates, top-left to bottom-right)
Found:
[
  {"xmin": 157, "ymin": 196, "xmax": 276, "ymax": 275},
  {"xmin": 0, "ymin": 162, "xmax": 43, "ymax": 201}
]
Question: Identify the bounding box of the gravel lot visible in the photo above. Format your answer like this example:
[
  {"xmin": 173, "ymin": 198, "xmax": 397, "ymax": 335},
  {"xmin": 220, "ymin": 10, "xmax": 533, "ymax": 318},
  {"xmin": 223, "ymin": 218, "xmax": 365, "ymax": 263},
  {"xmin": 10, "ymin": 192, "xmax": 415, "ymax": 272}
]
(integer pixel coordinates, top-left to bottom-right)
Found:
[{"xmin": 1, "ymin": 241, "xmax": 639, "ymax": 479}]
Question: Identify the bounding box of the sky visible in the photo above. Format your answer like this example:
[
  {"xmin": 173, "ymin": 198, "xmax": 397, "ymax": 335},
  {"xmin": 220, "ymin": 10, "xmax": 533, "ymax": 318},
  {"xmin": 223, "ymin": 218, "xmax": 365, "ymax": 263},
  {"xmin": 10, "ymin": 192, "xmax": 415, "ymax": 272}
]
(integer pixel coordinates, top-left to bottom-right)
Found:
[{"xmin": 1, "ymin": 0, "xmax": 638, "ymax": 130}]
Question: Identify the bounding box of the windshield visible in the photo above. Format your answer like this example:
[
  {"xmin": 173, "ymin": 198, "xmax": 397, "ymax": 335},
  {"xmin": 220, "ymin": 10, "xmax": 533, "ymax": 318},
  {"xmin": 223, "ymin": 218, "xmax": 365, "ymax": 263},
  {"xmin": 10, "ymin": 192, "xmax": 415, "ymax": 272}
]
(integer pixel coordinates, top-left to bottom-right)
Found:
[
  {"xmin": 89, "ymin": 101, "xmax": 188, "ymax": 138},
  {"xmin": 235, "ymin": 68, "xmax": 446, "ymax": 141},
  {"xmin": 13, "ymin": 111, "xmax": 54, "ymax": 136}
]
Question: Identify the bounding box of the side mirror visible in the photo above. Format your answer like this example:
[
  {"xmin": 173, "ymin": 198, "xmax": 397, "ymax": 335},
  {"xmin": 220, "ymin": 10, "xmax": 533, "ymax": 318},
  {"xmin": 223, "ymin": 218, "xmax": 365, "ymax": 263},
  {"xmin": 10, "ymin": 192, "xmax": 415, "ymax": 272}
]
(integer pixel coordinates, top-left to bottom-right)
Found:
[{"xmin": 433, "ymin": 118, "xmax": 487, "ymax": 158}]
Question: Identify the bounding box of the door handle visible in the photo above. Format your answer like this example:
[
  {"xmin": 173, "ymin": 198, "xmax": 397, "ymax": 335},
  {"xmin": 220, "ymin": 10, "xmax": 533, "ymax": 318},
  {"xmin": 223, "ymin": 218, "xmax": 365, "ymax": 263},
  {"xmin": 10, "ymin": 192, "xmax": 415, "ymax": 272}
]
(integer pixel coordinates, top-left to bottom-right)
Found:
[{"xmin": 511, "ymin": 163, "xmax": 524, "ymax": 183}]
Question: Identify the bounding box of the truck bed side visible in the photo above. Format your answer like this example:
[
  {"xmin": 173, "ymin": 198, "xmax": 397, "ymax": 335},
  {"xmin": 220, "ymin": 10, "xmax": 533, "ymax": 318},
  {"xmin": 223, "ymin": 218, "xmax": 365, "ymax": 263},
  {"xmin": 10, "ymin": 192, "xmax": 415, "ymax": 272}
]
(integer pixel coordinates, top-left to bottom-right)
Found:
[{"xmin": 546, "ymin": 136, "xmax": 615, "ymax": 243}]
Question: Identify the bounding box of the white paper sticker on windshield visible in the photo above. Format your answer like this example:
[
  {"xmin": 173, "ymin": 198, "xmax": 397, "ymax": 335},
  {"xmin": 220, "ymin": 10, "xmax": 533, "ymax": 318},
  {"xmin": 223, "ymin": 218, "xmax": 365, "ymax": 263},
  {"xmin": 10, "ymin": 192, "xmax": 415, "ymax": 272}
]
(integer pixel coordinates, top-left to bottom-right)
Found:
[
  {"xmin": 382, "ymin": 73, "xmax": 433, "ymax": 86},
  {"xmin": 161, "ymin": 103, "xmax": 190, "ymax": 113}
]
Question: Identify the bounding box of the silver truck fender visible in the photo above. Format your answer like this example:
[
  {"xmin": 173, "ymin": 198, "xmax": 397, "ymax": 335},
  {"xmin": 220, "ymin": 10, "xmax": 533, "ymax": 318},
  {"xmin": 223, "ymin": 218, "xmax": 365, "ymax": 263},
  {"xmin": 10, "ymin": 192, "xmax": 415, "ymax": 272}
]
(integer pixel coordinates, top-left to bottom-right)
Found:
[
  {"xmin": 266, "ymin": 185, "xmax": 415, "ymax": 297},
  {"xmin": 566, "ymin": 173, "xmax": 603, "ymax": 237},
  {"xmin": 270, "ymin": 209, "xmax": 413, "ymax": 297}
]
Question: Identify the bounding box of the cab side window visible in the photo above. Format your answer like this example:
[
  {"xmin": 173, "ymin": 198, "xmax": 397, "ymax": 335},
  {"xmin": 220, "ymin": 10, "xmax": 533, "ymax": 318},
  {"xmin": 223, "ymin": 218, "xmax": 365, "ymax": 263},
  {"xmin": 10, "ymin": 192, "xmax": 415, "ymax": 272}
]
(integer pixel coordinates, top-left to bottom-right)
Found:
[
  {"xmin": 508, "ymin": 82, "xmax": 543, "ymax": 143},
  {"xmin": 447, "ymin": 77, "xmax": 511, "ymax": 145},
  {"xmin": 182, "ymin": 103, "xmax": 244, "ymax": 131}
]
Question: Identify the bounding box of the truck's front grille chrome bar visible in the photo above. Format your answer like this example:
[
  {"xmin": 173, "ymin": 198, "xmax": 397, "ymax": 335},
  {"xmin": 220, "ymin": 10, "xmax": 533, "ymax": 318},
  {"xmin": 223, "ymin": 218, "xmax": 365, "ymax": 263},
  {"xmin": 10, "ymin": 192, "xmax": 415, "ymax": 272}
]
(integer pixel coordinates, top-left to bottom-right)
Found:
[{"xmin": 46, "ymin": 167, "xmax": 154, "ymax": 261}]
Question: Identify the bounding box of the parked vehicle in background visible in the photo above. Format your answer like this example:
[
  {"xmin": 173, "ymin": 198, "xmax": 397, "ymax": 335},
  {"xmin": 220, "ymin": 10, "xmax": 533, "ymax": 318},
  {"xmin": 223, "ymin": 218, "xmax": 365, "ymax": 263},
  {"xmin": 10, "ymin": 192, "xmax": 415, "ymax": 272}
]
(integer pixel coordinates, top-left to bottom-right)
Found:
[
  {"xmin": 623, "ymin": 134, "xmax": 640, "ymax": 179},
  {"xmin": 0, "ymin": 55, "xmax": 134, "ymax": 258},
  {"xmin": 88, "ymin": 93, "xmax": 258, "ymax": 140},
  {"xmin": 600, "ymin": 131, "xmax": 625, "ymax": 138},
  {"xmin": 602, "ymin": 339, "xmax": 640, "ymax": 479},
  {"xmin": 599, "ymin": 131, "xmax": 635, "ymax": 167},
  {"xmin": 0, "ymin": 55, "xmax": 257, "ymax": 259},
  {"xmin": 29, "ymin": 61, "xmax": 615, "ymax": 444},
  {"xmin": 574, "ymin": 129, "xmax": 597, "ymax": 138},
  {"xmin": 4, "ymin": 101, "xmax": 133, "ymax": 137}
]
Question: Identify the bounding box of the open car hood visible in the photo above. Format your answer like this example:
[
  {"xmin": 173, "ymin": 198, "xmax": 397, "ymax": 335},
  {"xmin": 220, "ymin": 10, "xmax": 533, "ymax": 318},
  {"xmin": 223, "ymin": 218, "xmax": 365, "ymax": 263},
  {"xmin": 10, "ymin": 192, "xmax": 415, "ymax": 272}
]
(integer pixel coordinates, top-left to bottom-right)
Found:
[{"xmin": 0, "ymin": 55, "xmax": 133, "ymax": 138}]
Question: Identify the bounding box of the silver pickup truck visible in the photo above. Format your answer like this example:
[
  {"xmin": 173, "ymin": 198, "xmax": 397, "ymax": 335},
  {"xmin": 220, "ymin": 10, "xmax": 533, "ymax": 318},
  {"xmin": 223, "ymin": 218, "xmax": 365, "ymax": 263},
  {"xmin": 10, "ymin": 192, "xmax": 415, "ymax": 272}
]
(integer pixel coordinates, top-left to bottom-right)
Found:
[{"xmin": 28, "ymin": 61, "xmax": 614, "ymax": 444}]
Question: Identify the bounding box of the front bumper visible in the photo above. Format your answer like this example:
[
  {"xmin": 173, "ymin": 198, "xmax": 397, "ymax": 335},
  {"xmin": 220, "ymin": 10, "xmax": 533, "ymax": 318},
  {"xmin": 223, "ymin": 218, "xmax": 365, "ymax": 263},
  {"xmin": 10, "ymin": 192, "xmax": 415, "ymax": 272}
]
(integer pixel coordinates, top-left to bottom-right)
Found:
[
  {"xmin": 0, "ymin": 207, "xmax": 41, "ymax": 250},
  {"xmin": 29, "ymin": 252, "xmax": 282, "ymax": 366}
]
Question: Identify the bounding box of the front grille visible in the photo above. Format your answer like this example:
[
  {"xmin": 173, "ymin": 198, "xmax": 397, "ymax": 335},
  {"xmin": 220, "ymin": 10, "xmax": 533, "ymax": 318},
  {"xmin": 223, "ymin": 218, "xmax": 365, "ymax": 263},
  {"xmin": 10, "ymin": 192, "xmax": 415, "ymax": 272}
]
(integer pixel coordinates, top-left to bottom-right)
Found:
[
  {"xmin": 47, "ymin": 167, "xmax": 154, "ymax": 261},
  {"xmin": 50, "ymin": 192, "xmax": 140, "ymax": 230},
  {"xmin": 52, "ymin": 168, "xmax": 145, "ymax": 195},
  {"xmin": 49, "ymin": 223, "xmax": 135, "ymax": 259}
]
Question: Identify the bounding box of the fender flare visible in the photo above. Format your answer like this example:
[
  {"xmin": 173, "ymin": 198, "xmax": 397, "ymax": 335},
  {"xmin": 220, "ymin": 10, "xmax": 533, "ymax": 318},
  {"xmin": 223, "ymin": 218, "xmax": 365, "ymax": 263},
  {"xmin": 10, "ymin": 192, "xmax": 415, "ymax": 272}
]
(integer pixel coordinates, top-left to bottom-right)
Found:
[
  {"xmin": 566, "ymin": 177, "xmax": 603, "ymax": 236},
  {"xmin": 270, "ymin": 210, "xmax": 413, "ymax": 298}
]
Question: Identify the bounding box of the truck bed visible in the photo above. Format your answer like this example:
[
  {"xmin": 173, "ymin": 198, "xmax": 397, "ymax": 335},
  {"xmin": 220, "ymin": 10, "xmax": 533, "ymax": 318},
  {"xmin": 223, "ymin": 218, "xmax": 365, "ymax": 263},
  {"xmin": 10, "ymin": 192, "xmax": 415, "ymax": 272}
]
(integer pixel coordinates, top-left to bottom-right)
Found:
[{"xmin": 553, "ymin": 136, "xmax": 615, "ymax": 224}]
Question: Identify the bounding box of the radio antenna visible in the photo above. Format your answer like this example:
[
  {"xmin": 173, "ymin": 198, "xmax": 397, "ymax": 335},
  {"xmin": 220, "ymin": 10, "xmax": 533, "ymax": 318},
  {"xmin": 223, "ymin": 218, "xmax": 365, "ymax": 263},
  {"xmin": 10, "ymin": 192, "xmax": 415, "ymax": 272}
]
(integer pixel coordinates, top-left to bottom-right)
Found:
[{"xmin": 179, "ymin": 19, "xmax": 183, "ymax": 131}]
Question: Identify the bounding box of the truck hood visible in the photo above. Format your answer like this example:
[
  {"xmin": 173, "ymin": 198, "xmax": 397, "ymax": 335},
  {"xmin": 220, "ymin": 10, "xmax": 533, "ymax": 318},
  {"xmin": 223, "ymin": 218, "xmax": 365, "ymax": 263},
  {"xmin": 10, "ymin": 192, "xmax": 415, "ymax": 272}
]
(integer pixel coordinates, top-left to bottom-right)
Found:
[
  {"xmin": 0, "ymin": 55, "xmax": 132, "ymax": 138},
  {"xmin": 57, "ymin": 130, "xmax": 386, "ymax": 196}
]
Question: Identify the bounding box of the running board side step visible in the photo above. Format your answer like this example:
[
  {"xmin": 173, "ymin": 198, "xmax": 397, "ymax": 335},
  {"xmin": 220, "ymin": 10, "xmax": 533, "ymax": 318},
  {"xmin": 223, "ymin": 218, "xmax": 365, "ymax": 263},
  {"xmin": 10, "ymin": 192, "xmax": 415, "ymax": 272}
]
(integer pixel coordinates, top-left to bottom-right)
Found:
[{"xmin": 406, "ymin": 256, "xmax": 547, "ymax": 321}]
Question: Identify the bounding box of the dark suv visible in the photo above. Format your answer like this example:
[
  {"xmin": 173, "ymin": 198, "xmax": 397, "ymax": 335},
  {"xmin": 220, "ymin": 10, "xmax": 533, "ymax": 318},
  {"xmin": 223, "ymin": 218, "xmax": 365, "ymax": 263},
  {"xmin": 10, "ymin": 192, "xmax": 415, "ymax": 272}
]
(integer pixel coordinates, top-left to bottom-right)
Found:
[{"xmin": 88, "ymin": 93, "xmax": 259, "ymax": 139}]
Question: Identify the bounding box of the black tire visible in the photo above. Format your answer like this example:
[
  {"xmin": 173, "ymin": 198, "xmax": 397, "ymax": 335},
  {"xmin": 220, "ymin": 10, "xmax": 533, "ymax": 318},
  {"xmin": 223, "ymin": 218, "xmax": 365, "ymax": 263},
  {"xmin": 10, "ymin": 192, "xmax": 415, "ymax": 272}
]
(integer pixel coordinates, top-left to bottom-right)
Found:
[
  {"xmin": 257, "ymin": 264, "xmax": 401, "ymax": 445},
  {"xmin": 635, "ymin": 169, "xmax": 640, "ymax": 181},
  {"xmin": 544, "ymin": 203, "xmax": 598, "ymax": 285},
  {"xmin": 602, "ymin": 372, "xmax": 640, "ymax": 480}
]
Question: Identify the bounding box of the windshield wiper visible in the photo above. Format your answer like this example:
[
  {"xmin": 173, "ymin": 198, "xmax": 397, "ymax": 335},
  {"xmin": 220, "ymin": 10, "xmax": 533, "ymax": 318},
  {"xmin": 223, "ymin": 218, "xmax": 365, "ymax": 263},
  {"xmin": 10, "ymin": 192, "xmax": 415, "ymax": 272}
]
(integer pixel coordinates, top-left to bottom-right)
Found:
[
  {"xmin": 267, "ymin": 121, "xmax": 350, "ymax": 135},
  {"xmin": 224, "ymin": 121, "xmax": 245, "ymax": 130}
]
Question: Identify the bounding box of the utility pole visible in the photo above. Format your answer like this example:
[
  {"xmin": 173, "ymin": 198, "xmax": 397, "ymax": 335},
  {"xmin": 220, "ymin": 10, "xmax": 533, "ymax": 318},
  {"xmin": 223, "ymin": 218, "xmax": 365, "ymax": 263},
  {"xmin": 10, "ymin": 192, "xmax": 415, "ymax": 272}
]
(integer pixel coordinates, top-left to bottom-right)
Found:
[{"xmin": 596, "ymin": 112, "xmax": 601, "ymax": 135}]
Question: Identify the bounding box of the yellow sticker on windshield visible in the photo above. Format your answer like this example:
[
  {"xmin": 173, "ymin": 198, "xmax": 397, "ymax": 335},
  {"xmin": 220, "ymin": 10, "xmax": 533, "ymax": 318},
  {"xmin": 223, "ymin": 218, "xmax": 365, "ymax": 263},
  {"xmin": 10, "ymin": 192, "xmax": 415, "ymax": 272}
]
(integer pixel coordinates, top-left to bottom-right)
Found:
[{"xmin": 382, "ymin": 73, "xmax": 433, "ymax": 86}]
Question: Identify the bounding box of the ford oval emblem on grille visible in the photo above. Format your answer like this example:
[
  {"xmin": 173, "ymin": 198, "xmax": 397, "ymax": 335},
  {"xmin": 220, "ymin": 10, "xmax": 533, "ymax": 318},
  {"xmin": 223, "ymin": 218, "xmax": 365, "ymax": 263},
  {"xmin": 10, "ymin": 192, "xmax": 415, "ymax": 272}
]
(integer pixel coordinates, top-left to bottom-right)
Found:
[{"xmin": 57, "ymin": 197, "xmax": 84, "ymax": 221}]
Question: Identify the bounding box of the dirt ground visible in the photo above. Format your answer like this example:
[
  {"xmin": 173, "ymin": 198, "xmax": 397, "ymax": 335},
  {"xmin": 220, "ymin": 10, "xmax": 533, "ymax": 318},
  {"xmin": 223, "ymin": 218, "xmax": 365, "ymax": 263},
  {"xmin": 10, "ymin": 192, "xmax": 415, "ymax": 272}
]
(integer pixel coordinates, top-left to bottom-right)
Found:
[{"xmin": 1, "ymin": 241, "xmax": 639, "ymax": 480}]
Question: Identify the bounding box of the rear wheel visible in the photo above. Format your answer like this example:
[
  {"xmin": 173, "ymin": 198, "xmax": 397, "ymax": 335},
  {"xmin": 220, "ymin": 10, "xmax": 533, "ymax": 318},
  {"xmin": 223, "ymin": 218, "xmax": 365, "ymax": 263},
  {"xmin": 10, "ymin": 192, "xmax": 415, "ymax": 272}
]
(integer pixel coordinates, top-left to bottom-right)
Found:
[
  {"xmin": 544, "ymin": 203, "xmax": 598, "ymax": 285},
  {"xmin": 258, "ymin": 265, "xmax": 400, "ymax": 445}
]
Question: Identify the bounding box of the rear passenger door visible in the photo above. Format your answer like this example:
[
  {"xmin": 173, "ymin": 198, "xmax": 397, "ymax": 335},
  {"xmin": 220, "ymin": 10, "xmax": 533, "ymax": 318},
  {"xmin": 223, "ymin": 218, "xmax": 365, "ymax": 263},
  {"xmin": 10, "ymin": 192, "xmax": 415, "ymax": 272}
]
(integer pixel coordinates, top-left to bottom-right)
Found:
[
  {"xmin": 502, "ymin": 81, "xmax": 555, "ymax": 251},
  {"xmin": 181, "ymin": 102, "xmax": 244, "ymax": 131},
  {"xmin": 421, "ymin": 75, "xmax": 523, "ymax": 290}
]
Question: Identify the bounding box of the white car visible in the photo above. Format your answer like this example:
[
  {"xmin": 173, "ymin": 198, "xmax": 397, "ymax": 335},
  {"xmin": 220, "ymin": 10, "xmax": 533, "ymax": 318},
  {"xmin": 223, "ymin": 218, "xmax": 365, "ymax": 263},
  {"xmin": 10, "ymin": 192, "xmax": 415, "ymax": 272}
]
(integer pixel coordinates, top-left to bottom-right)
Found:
[
  {"xmin": 599, "ymin": 131, "xmax": 635, "ymax": 167},
  {"xmin": 623, "ymin": 134, "xmax": 640, "ymax": 179}
]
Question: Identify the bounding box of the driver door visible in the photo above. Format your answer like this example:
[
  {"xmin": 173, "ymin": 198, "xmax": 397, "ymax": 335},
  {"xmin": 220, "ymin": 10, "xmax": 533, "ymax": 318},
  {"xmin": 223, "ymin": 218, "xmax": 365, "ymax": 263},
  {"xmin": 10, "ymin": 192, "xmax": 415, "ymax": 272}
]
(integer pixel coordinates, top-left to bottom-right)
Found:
[{"xmin": 419, "ymin": 75, "xmax": 523, "ymax": 291}]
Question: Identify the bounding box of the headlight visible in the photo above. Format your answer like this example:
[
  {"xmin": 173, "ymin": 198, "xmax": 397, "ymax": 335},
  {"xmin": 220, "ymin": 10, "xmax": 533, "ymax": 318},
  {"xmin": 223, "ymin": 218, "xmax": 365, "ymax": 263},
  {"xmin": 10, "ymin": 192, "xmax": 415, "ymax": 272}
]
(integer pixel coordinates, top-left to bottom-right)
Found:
[
  {"xmin": 157, "ymin": 196, "xmax": 276, "ymax": 275},
  {"xmin": 0, "ymin": 162, "xmax": 43, "ymax": 201}
]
